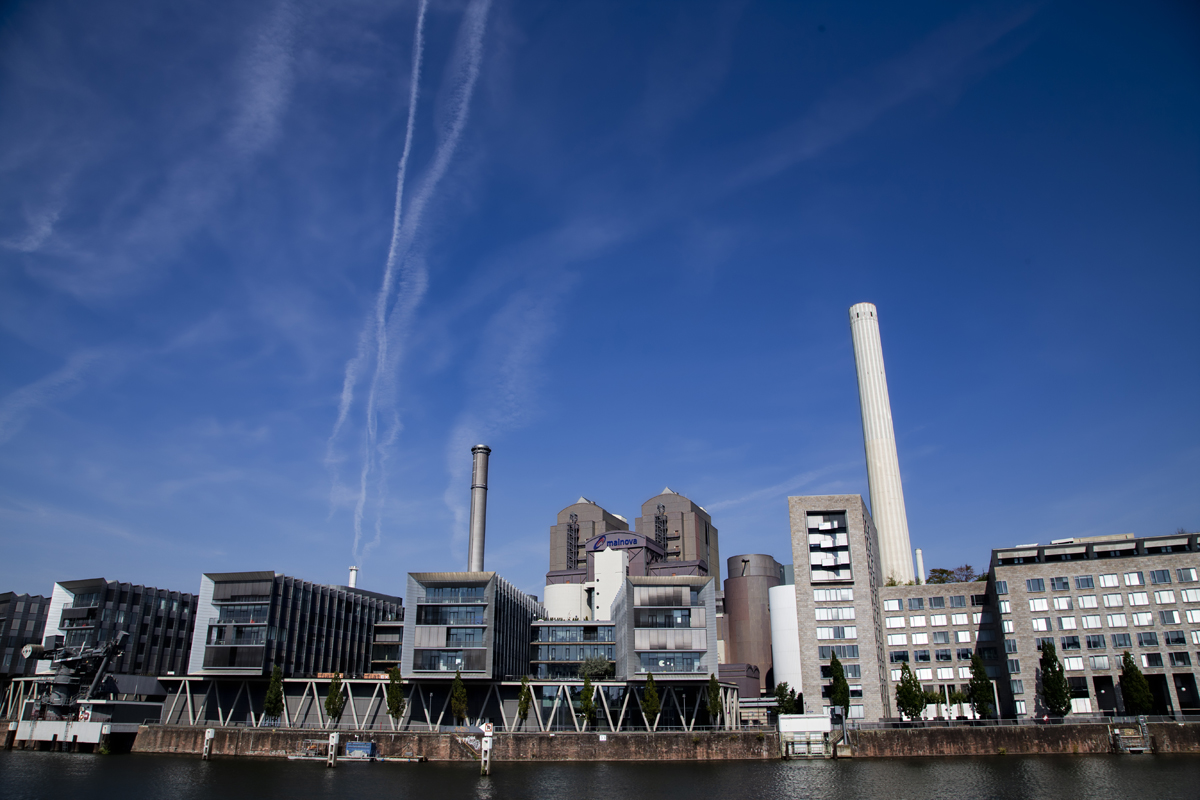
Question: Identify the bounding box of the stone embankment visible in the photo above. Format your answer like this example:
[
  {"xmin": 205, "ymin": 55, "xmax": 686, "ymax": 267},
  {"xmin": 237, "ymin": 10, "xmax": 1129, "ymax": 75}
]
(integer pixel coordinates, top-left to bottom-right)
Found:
[
  {"xmin": 132, "ymin": 726, "xmax": 779, "ymax": 761},
  {"xmin": 848, "ymin": 722, "xmax": 1200, "ymax": 757}
]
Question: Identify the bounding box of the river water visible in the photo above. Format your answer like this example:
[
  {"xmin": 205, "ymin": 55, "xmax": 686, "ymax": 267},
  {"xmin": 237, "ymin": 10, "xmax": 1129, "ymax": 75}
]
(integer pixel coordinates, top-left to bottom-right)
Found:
[{"xmin": 2, "ymin": 751, "xmax": 1198, "ymax": 800}]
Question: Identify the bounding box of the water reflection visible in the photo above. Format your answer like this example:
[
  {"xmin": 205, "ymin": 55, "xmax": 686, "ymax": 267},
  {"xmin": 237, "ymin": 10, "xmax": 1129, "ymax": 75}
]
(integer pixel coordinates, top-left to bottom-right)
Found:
[{"xmin": 2, "ymin": 751, "xmax": 1198, "ymax": 800}]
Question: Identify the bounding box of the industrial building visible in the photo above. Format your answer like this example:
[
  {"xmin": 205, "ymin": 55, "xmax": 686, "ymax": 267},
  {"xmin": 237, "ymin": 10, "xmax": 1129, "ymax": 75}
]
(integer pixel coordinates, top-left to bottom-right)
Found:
[
  {"xmin": 722, "ymin": 554, "xmax": 788, "ymax": 695},
  {"xmin": 187, "ymin": 571, "xmax": 403, "ymax": 678}
]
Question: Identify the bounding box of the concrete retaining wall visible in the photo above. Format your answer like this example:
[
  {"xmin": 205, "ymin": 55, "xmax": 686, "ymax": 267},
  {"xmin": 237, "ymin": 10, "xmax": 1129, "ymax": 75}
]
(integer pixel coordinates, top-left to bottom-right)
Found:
[
  {"xmin": 132, "ymin": 726, "xmax": 779, "ymax": 761},
  {"xmin": 850, "ymin": 723, "xmax": 1200, "ymax": 757}
]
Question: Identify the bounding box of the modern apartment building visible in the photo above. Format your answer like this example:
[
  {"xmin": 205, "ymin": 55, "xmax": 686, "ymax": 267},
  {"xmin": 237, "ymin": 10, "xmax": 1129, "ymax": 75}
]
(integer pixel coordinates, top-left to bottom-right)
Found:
[
  {"xmin": 991, "ymin": 533, "xmax": 1200, "ymax": 717},
  {"xmin": 530, "ymin": 620, "xmax": 616, "ymax": 679},
  {"xmin": 42, "ymin": 578, "xmax": 197, "ymax": 677},
  {"xmin": 611, "ymin": 575, "xmax": 718, "ymax": 679},
  {"xmin": 187, "ymin": 571, "xmax": 402, "ymax": 678},
  {"xmin": 1, "ymin": 592, "xmax": 49, "ymax": 682},
  {"xmin": 401, "ymin": 572, "xmax": 543, "ymax": 680}
]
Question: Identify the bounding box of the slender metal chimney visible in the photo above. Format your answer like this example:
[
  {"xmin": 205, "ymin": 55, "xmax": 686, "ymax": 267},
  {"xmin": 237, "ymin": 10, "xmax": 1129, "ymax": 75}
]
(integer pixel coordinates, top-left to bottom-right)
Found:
[
  {"xmin": 467, "ymin": 444, "xmax": 491, "ymax": 572},
  {"xmin": 349, "ymin": 566, "xmax": 359, "ymax": 588},
  {"xmin": 915, "ymin": 549, "xmax": 925, "ymax": 585}
]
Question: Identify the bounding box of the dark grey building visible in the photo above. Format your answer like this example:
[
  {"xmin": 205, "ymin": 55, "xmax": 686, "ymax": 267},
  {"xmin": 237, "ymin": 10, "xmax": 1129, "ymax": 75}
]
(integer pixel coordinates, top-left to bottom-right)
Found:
[
  {"xmin": 44, "ymin": 578, "xmax": 197, "ymax": 677},
  {"xmin": 1, "ymin": 592, "xmax": 49, "ymax": 683},
  {"xmin": 188, "ymin": 571, "xmax": 403, "ymax": 678},
  {"xmin": 530, "ymin": 621, "xmax": 616, "ymax": 679}
]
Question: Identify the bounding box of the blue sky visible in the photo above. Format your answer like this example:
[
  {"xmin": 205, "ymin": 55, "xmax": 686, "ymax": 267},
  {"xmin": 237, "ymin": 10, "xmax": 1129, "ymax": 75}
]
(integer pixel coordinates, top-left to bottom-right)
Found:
[{"xmin": 1, "ymin": 0, "xmax": 1197, "ymax": 601}]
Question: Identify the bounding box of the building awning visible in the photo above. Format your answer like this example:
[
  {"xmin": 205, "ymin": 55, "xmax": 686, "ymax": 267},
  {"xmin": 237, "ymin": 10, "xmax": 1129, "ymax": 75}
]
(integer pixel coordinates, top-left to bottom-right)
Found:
[
  {"xmin": 997, "ymin": 550, "xmax": 1037, "ymax": 560},
  {"xmin": 1044, "ymin": 546, "xmax": 1086, "ymax": 556}
]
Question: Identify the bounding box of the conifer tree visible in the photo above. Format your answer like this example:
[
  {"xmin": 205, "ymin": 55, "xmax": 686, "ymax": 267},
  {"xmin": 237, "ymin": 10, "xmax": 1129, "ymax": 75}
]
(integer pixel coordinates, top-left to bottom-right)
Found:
[
  {"xmin": 450, "ymin": 669, "xmax": 468, "ymax": 725},
  {"xmin": 263, "ymin": 665, "xmax": 284, "ymax": 723},
  {"xmin": 967, "ymin": 654, "xmax": 995, "ymax": 718},
  {"xmin": 829, "ymin": 653, "xmax": 850, "ymax": 719},
  {"xmin": 518, "ymin": 675, "xmax": 532, "ymax": 727},
  {"xmin": 894, "ymin": 662, "xmax": 926, "ymax": 720},
  {"xmin": 706, "ymin": 673, "xmax": 722, "ymax": 726},
  {"xmin": 1119, "ymin": 651, "xmax": 1154, "ymax": 715},
  {"xmin": 1039, "ymin": 642, "xmax": 1071, "ymax": 717},
  {"xmin": 642, "ymin": 672, "xmax": 661, "ymax": 728},
  {"xmin": 386, "ymin": 667, "xmax": 406, "ymax": 725},
  {"xmin": 324, "ymin": 673, "xmax": 346, "ymax": 723},
  {"xmin": 580, "ymin": 674, "xmax": 596, "ymax": 725}
]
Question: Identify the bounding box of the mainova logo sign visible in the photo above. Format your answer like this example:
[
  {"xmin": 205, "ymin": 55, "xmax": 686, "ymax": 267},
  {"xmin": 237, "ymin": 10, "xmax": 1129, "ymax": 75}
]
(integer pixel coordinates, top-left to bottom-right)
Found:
[{"xmin": 593, "ymin": 534, "xmax": 641, "ymax": 550}]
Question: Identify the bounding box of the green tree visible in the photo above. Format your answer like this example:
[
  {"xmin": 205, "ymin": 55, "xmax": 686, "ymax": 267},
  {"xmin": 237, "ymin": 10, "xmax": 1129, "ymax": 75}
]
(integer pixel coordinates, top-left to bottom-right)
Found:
[
  {"xmin": 517, "ymin": 675, "xmax": 532, "ymax": 727},
  {"xmin": 642, "ymin": 673, "xmax": 661, "ymax": 727},
  {"xmin": 450, "ymin": 669, "xmax": 468, "ymax": 725},
  {"xmin": 263, "ymin": 665, "xmax": 284, "ymax": 722},
  {"xmin": 829, "ymin": 653, "xmax": 850, "ymax": 718},
  {"xmin": 324, "ymin": 673, "xmax": 346, "ymax": 724},
  {"xmin": 948, "ymin": 689, "xmax": 969, "ymax": 716},
  {"xmin": 927, "ymin": 565, "xmax": 979, "ymax": 584},
  {"xmin": 967, "ymin": 654, "xmax": 995, "ymax": 718},
  {"xmin": 386, "ymin": 667, "xmax": 406, "ymax": 725},
  {"xmin": 579, "ymin": 674, "xmax": 596, "ymax": 725},
  {"xmin": 894, "ymin": 662, "xmax": 926, "ymax": 720},
  {"xmin": 706, "ymin": 673, "xmax": 722, "ymax": 726},
  {"xmin": 1119, "ymin": 651, "xmax": 1154, "ymax": 715},
  {"xmin": 1039, "ymin": 642, "xmax": 1071, "ymax": 717},
  {"xmin": 925, "ymin": 569, "xmax": 956, "ymax": 585},
  {"xmin": 577, "ymin": 655, "xmax": 613, "ymax": 680},
  {"xmin": 773, "ymin": 681, "xmax": 798, "ymax": 714},
  {"xmin": 924, "ymin": 688, "xmax": 944, "ymax": 718}
]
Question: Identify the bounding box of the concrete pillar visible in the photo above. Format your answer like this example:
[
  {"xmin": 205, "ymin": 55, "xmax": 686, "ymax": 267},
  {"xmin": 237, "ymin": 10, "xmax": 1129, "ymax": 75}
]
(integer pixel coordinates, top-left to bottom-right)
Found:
[{"xmin": 849, "ymin": 302, "xmax": 915, "ymax": 584}]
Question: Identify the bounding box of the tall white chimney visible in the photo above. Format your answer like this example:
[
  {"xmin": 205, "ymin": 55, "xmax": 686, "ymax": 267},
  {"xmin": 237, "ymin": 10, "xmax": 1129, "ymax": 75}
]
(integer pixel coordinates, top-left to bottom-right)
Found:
[
  {"xmin": 915, "ymin": 548, "xmax": 925, "ymax": 585},
  {"xmin": 348, "ymin": 566, "xmax": 359, "ymax": 588},
  {"xmin": 849, "ymin": 302, "xmax": 915, "ymax": 584},
  {"xmin": 467, "ymin": 444, "xmax": 491, "ymax": 572}
]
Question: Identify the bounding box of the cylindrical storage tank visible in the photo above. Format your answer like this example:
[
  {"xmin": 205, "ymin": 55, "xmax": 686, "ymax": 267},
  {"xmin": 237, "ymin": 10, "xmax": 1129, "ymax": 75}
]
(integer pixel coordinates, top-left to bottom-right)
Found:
[
  {"xmin": 768, "ymin": 583, "xmax": 802, "ymax": 698},
  {"xmin": 723, "ymin": 554, "xmax": 783, "ymax": 695}
]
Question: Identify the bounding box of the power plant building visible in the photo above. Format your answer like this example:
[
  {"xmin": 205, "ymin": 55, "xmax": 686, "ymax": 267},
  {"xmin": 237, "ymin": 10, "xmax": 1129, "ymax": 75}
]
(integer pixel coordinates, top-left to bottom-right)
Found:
[{"xmin": 722, "ymin": 554, "xmax": 786, "ymax": 695}]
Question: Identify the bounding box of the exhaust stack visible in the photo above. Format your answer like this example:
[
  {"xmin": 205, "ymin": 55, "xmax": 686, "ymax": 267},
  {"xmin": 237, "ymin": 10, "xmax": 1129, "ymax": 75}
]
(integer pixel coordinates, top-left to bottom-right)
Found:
[
  {"xmin": 915, "ymin": 549, "xmax": 925, "ymax": 585},
  {"xmin": 467, "ymin": 444, "xmax": 491, "ymax": 572},
  {"xmin": 349, "ymin": 566, "xmax": 359, "ymax": 588}
]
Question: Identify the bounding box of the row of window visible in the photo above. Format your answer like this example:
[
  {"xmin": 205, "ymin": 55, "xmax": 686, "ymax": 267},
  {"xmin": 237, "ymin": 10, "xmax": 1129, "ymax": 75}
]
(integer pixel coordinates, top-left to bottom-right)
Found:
[
  {"xmin": 885, "ymin": 613, "xmax": 993, "ymax": 628},
  {"xmin": 1023, "ymin": 590, "xmax": 1199, "ymax": 613},
  {"xmin": 890, "ymin": 648, "xmax": 993, "ymax": 663},
  {"xmin": 1020, "ymin": 569, "xmax": 1197, "ymax": 594},
  {"xmin": 1028, "ymin": 611, "xmax": 1198, "ymax": 630},
  {"xmin": 887, "ymin": 631, "xmax": 980, "ymax": 646},
  {"xmin": 890, "ymin": 666, "xmax": 983, "ymax": 682},
  {"xmin": 1030, "ymin": 631, "xmax": 1197, "ymax": 651},
  {"xmin": 883, "ymin": 596, "xmax": 975, "ymax": 612}
]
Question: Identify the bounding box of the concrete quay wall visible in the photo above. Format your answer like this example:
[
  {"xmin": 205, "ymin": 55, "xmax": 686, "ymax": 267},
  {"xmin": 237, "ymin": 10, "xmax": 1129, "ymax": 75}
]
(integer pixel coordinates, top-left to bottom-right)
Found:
[
  {"xmin": 131, "ymin": 726, "xmax": 779, "ymax": 761},
  {"xmin": 850, "ymin": 723, "xmax": 1200, "ymax": 757}
]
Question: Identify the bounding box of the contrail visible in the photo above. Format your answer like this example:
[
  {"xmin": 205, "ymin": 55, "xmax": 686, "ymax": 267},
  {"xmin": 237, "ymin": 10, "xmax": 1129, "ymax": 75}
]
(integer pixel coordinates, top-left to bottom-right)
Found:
[{"xmin": 331, "ymin": 0, "xmax": 493, "ymax": 565}]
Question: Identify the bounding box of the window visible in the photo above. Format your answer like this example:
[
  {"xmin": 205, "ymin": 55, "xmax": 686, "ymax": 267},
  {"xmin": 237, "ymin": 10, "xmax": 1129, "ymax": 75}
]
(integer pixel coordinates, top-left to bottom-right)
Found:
[
  {"xmin": 1124, "ymin": 572, "xmax": 1144, "ymax": 587},
  {"xmin": 1107, "ymin": 613, "xmax": 1127, "ymax": 627},
  {"xmin": 1099, "ymin": 574, "xmax": 1119, "ymax": 588},
  {"xmin": 1111, "ymin": 633, "xmax": 1132, "ymax": 648},
  {"xmin": 1074, "ymin": 576, "xmax": 1094, "ymax": 590},
  {"xmin": 1029, "ymin": 598, "xmax": 1050, "ymax": 612},
  {"xmin": 1164, "ymin": 630, "xmax": 1186, "ymax": 646},
  {"xmin": 929, "ymin": 596, "xmax": 946, "ymax": 609},
  {"xmin": 937, "ymin": 667, "xmax": 954, "ymax": 679},
  {"xmin": 1061, "ymin": 636, "xmax": 1081, "ymax": 651},
  {"xmin": 972, "ymin": 594, "xmax": 990, "ymax": 607},
  {"xmin": 890, "ymin": 669, "xmax": 902, "ymax": 682},
  {"xmin": 977, "ymin": 612, "xmax": 994, "ymax": 624},
  {"xmin": 885, "ymin": 616, "xmax": 905, "ymax": 629},
  {"xmin": 1184, "ymin": 589, "xmax": 1200, "ymax": 603},
  {"xmin": 815, "ymin": 607, "xmax": 856, "ymax": 621},
  {"xmin": 958, "ymin": 667, "xmax": 972, "ymax": 678},
  {"xmin": 815, "ymin": 588, "xmax": 855, "ymax": 602},
  {"xmin": 1064, "ymin": 657, "xmax": 1084, "ymax": 670},
  {"xmin": 1031, "ymin": 617, "xmax": 1051, "ymax": 632},
  {"xmin": 887, "ymin": 633, "xmax": 907, "ymax": 646},
  {"xmin": 916, "ymin": 668, "xmax": 933, "ymax": 680},
  {"xmin": 1161, "ymin": 610, "xmax": 1181, "ymax": 625},
  {"xmin": 1137, "ymin": 632, "xmax": 1159, "ymax": 647},
  {"xmin": 1026, "ymin": 579, "xmax": 1045, "ymax": 593},
  {"xmin": 821, "ymin": 663, "xmax": 862, "ymax": 679},
  {"xmin": 1004, "ymin": 639, "xmax": 1018, "ymax": 653},
  {"xmin": 914, "ymin": 649, "xmax": 931, "ymax": 662},
  {"xmin": 1010, "ymin": 679, "xmax": 1025, "ymax": 694},
  {"xmin": 1089, "ymin": 655, "xmax": 1110, "ymax": 669},
  {"xmin": 1002, "ymin": 620, "xmax": 1014, "ymax": 633},
  {"xmin": 999, "ymin": 600, "xmax": 1012, "ymax": 614},
  {"xmin": 956, "ymin": 630, "xmax": 973, "ymax": 643},
  {"xmin": 890, "ymin": 651, "xmax": 909, "ymax": 663},
  {"xmin": 950, "ymin": 595, "xmax": 967, "ymax": 608},
  {"xmin": 931, "ymin": 614, "xmax": 948, "ymax": 626},
  {"xmin": 1141, "ymin": 653, "xmax": 1163, "ymax": 668},
  {"xmin": 976, "ymin": 629, "xmax": 995, "ymax": 642},
  {"xmin": 1051, "ymin": 577, "xmax": 1069, "ymax": 591},
  {"xmin": 816, "ymin": 626, "xmax": 857, "ymax": 640},
  {"xmin": 1054, "ymin": 597, "xmax": 1074, "ymax": 611},
  {"xmin": 1008, "ymin": 658, "xmax": 1021, "ymax": 673},
  {"xmin": 957, "ymin": 648, "xmax": 973, "ymax": 661},
  {"xmin": 1150, "ymin": 570, "xmax": 1171, "ymax": 585},
  {"xmin": 1035, "ymin": 637, "xmax": 1055, "ymax": 651},
  {"xmin": 1154, "ymin": 590, "xmax": 1176, "ymax": 605},
  {"xmin": 910, "ymin": 615, "xmax": 926, "ymax": 627},
  {"xmin": 1080, "ymin": 614, "xmax": 1101, "ymax": 629},
  {"xmin": 951, "ymin": 613, "xmax": 969, "ymax": 626},
  {"xmin": 995, "ymin": 581, "xmax": 1009, "ymax": 595},
  {"xmin": 1078, "ymin": 595, "xmax": 1098, "ymax": 609},
  {"xmin": 978, "ymin": 648, "xmax": 998, "ymax": 660},
  {"xmin": 935, "ymin": 649, "xmax": 952, "ymax": 662},
  {"xmin": 1193, "ymin": 631, "xmax": 1200, "ymax": 645},
  {"xmin": 1132, "ymin": 612, "xmax": 1154, "ymax": 627},
  {"xmin": 1128, "ymin": 592, "xmax": 1149, "ymax": 607},
  {"xmin": 911, "ymin": 633, "xmax": 929, "ymax": 645},
  {"xmin": 1178, "ymin": 568, "xmax": 1198, "ymax": 583},
  {"xmin": 1170, "ymin": 652, "xmax": 1192, "ymax": 667},
  {"xmin": 1086, "ymin": 634, "xmax": 1106, "ymax": 650},
  {"xmin": 883, "ymin": 599, "xmax": 902, "ymax": 612},
  {"xmin": 817, "ymin": 645, "xmax": 859, "ymax": 660},
  {"xmin": 1015, "ymin": 700, "xmax": 1027, "ymax": 715},
  {"xmin": 909, "ymin": 598, "xmax": 924, "ymax": 611},
  {"xmin": 1187, "ymin": 609, "xmax": 1200, "ymax": 624},
  {"xmin": 1103, "ymin": 594, "xmax": 1123, "ymax": 608}
]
